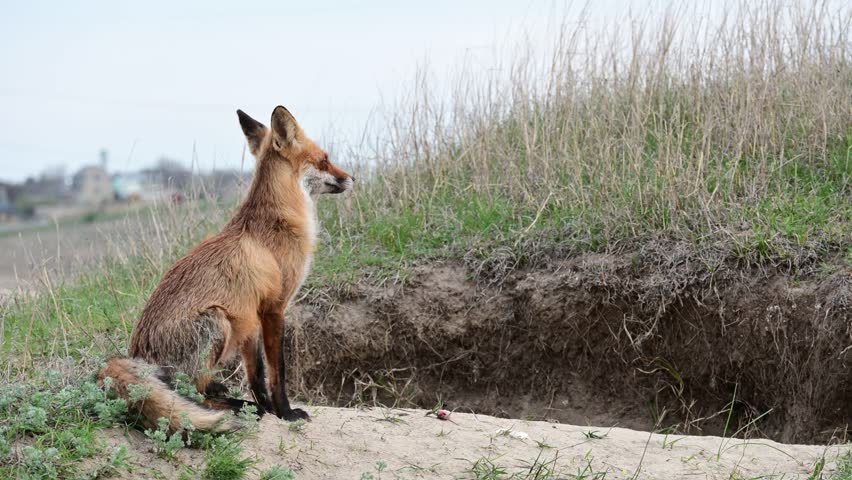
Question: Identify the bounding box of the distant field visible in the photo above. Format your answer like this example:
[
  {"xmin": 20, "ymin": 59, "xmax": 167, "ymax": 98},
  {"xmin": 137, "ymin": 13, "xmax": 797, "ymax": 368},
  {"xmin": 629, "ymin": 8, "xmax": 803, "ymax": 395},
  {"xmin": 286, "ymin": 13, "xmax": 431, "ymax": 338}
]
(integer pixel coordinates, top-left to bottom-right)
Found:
[{"xmin": 1, "ymin": 220, "xmax": 116, "ymax": 292}]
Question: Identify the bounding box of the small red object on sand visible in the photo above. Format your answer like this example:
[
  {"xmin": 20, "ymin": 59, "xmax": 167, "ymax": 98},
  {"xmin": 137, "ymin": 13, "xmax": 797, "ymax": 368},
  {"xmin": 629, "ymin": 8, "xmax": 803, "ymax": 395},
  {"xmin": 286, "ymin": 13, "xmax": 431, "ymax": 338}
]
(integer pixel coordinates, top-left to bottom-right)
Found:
[{"xmin": 436, "ymin": 409, "xmax": 451, "ymax": 420}]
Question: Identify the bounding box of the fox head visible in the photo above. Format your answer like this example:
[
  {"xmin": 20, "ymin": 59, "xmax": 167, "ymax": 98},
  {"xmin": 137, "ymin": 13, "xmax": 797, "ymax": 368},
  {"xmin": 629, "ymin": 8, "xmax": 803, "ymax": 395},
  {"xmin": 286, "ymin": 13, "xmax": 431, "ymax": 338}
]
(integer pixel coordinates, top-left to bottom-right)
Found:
[{"xmin": 237, "ymin": 106, "xmax": 354, "ymax": 195}]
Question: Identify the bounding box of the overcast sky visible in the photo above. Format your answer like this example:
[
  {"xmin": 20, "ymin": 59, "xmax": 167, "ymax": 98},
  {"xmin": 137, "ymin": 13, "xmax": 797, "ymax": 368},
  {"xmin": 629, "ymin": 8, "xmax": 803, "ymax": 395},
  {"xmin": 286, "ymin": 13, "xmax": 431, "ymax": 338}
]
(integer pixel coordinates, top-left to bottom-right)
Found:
[
  {"xmin": 0, "ymin": 1, "xmax": 608, "ymax": 182},
  {"xmin": 2, "ymin": 1, "xmax": 842, "ymax": 182}
]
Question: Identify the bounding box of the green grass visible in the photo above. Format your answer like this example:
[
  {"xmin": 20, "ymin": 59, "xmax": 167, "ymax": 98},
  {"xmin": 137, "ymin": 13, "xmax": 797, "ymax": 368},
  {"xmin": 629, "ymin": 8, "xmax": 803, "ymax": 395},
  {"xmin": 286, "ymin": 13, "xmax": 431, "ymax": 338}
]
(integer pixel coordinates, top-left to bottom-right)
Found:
[
  {"xmin": 258, "ymin": 465, "xmax": 296, "ymax": 480},
  {"xmin": 308, "ymin": 127, "xmax": 851, "ymax": 296},
  {"xmin": 0, "ymin": 367, "xmax": 265, "ymax": 479},
  {"xmin": 464, "ymin": 450, "xmax": 567, "ymax": 480},
  {"xmin": 0, "ymin": 371, "xmax": 131, "ymax": 479},
  {"xmin": 831, "ymin": 454, "xmax": 852, "ymax": 479},
  {"xmin": 201, "ymin": 437, "xmax": 254, "ymax": 480},
  {"xmin": 1, "ymin": 256, "xmax": 157, "ymax": 365}
]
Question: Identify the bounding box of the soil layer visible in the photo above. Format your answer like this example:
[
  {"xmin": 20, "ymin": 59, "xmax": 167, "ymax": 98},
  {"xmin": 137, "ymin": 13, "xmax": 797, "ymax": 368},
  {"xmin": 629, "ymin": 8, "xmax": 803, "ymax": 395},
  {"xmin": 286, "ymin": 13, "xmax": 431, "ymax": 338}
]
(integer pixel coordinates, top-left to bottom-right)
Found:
[{"xmin": 285, "ymin": 245, "xmax": 852, "ymax": 444}]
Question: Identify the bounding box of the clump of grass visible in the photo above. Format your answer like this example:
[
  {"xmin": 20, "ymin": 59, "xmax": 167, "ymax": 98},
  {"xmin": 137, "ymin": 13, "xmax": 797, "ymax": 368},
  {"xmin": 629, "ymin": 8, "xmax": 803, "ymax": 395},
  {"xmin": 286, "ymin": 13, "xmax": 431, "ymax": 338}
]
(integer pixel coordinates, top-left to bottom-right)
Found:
[
  {"xmin": 0, "ymin": 369, "xmax": 131, "ymax": 479},
  {"xmin": 359, "ymin": 460, "xmax": 388, "ymax": 480},
  {"xmin": 465, "ymin": 451, "xmax": 563, "ymax": 480},
  {"xmin": 571, "ymin": 457, "xmax": 609, "ymax": 480},
  {"xmin": 467, "ymin": 456, "xmax": 510, "ymax": 480},
  {"xmin": 259, "ymin": 465, "xmax": 297, "ymax": 480},
  {"xmin": 287, "ymin": 418, "xmax": 307, "ymax": 433},
  {"xmin": 582, "ymin": 430, "xmax": 606, "ymax": 440},
  {"xmin": 201, "ymin": 436, "xmax": 255, "ymax": 480},
  {"xmin": 144, "ymin": 416, "xmax": 191, "ymax": 459},
  {"xmin": 828, "ymin": 451, "xmax": 852, "ymax": 480}
]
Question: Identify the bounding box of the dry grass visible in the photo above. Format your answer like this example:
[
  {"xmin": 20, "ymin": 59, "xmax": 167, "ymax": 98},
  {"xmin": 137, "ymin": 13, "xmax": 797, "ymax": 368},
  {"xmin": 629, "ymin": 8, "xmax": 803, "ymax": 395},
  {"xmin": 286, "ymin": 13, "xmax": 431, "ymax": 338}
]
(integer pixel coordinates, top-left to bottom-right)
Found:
[{"xmin": 323, "ymin": 0, "xmax": 850, "ymax": 269}]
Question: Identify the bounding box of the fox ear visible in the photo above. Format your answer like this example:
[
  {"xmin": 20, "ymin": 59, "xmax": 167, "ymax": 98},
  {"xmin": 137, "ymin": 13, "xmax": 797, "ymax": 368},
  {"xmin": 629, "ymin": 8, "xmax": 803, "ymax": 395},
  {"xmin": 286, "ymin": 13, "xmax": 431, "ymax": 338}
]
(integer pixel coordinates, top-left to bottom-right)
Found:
[
  {"xmin": 270, "ymin": 106, "xmax": 303, "ymax": 150},
  {"xmin": 237, "ymin": 109, "xmax": 266, "ymax": 155}
]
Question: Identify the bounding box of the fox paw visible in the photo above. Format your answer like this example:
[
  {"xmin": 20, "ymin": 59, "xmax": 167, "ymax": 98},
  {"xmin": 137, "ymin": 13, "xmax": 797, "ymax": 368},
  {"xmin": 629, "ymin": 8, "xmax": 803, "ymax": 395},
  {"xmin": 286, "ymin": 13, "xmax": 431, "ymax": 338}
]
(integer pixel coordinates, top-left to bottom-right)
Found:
[{"xmin": 282, "ymin": 408, "xmax": 310, "ymax": 422}]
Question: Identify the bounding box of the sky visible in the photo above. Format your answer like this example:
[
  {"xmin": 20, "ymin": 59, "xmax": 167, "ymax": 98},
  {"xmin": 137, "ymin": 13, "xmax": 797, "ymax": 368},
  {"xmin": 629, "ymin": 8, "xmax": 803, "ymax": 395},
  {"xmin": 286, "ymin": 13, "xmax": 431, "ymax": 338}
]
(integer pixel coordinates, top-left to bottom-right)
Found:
[
  {"xmin": 2, "ymin": 1, "xmax": 842, "ymax": 183},
  {"xmin": 0, "ymin": 0, "xmax": 611, "ymax": 182}
]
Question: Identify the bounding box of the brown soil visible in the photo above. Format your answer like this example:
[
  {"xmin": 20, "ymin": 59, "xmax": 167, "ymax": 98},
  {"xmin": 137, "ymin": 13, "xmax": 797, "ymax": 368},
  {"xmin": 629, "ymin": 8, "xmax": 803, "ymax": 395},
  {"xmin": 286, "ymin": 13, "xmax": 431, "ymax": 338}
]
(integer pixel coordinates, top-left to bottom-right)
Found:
[
  {"xmin": 93, "ymin": 406, "xmax": 842, "ymax": 479},
  {"xmin": 285, "ymin": 244, "xmax": 852, "ymax": 445}
]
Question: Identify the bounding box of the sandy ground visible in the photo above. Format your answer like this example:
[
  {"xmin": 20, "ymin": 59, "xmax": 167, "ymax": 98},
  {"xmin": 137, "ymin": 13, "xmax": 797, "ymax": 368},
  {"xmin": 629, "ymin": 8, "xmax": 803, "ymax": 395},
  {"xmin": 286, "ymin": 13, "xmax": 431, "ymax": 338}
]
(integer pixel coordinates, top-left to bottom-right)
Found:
[{"xmin": 103, "ymin": 406, "xmax": 842, "ymax": 479}]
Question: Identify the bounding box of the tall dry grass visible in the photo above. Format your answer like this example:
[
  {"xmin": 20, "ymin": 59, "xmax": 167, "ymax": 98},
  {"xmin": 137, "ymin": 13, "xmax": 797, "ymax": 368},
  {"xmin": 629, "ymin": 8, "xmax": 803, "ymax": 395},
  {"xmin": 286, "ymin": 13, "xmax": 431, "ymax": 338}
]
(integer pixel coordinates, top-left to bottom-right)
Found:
[{"xmin": 329, "ymin": 1, "xmax": 851, "ymax": 259}]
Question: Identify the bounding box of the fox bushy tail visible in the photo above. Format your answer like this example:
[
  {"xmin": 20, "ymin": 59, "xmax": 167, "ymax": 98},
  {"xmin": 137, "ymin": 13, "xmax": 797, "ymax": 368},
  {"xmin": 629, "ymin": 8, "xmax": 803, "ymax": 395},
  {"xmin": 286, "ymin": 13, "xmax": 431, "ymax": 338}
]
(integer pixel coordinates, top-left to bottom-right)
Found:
[{"xmin": 97, "ymin": 357, "xmax": 244, "ymax": 433}]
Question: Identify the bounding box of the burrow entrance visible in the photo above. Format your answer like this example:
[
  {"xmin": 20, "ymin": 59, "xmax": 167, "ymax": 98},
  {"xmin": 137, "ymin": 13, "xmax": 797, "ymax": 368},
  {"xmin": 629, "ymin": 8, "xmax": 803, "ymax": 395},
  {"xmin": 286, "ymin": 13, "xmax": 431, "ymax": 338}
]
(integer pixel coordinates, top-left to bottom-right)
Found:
[{"xmin": 284, "ymin": 248, "xmax": 851, "ymax": 444}]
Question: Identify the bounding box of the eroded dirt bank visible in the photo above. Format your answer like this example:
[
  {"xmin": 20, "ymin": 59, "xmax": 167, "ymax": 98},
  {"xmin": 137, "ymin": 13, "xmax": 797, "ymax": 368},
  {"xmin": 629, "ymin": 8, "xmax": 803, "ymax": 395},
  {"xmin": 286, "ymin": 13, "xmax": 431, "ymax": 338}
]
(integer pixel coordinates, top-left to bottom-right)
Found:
[
  {"xmin": 285, "ymin": 245, "xmax": 852, "ymax": 444},
  {"xmin": 102, "ymin": 406, "xmax": 842, "ymax": 479}
]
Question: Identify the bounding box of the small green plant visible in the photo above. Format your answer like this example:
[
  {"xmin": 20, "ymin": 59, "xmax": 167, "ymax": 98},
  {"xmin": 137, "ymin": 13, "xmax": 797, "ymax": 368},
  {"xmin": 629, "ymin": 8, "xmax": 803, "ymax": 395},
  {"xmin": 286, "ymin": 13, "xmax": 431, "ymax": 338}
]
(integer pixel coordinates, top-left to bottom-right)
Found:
[
  {"xmin": 808, "ymin": 456, "xmax": 826, "ymax": 480},
  {"xmin": 108, "ymin": 445, "xmax": 130, "ymax": 472},
  {"xmin": 20, "ymin": 446, "xmax": 61, "ymax": 480},
  {"xmin": 359, "ymin": 460, "xmax": 388, "ymax": 480},
  {"xmin": 178, "ymin": 466, "xmax": 199, "ymax": 480},
  {"xmin": 375, "ymin": 408, "xmax": 408, "ymax": 425},
  {"xmin": 259, "ymin": 465, "xmax": 297, "ymax": 480},
  {"xmin": 145, "ymin": 416, "xmax": 187, "ymax": 459},
  {"xmin": 659, "ymin": 429, "xmax": 683, "ymax": 450},
  {"xmin": 519, "ymin": 450, "xmax": 559, "ymax": 479},
  {"xmin": 466, "ymin": 456, "xmax": 509, "ymax": 480},
  {"xmin": 237, "ymin": 403, "xmax": 261, "ymax": 430},
  {"xmin": 0, "ymin": 376, "xmax": 133, "ymax": 479},
  {"xmin": 174, "ymin": 372, "xmax": 205, "ymax": 403},
  {"xmin": 582, "ymin": 430, "xmax": 606, "ymax": 440},
  {"xmin": 572, "ymin": 456, "xmax": 609, "ymax": 480},
  {"xmin": 288, "ymin": 418, "xmax": 307, "ymax": 433},
  {"xmin": 202, "ymin": 436, "xmax": 255, "ymax": 480}
]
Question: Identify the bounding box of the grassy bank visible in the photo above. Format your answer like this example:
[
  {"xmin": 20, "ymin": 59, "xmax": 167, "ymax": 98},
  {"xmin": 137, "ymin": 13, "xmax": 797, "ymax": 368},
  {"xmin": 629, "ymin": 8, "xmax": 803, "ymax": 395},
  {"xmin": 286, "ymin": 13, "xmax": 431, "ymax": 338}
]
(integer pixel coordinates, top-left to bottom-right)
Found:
[
  {"xmin": 314, "ymin": 2, "xmax": 851, "ymax": 285},
  {"xmin": 4, "ymin": 1, "xmax": 850, "ymax": 363},
  {"xmin": 0, "ymin": 1, "xmax": 850, "ymax": 478}
]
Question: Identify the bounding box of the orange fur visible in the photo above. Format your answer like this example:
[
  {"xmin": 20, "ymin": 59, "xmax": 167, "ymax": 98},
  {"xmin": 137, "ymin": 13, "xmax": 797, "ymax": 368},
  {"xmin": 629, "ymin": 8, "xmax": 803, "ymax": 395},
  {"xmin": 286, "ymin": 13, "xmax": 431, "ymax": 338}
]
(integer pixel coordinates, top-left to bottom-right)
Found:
[{"xmin": 97, "ymin": 106, "xmax": 353, "ymax": 431}]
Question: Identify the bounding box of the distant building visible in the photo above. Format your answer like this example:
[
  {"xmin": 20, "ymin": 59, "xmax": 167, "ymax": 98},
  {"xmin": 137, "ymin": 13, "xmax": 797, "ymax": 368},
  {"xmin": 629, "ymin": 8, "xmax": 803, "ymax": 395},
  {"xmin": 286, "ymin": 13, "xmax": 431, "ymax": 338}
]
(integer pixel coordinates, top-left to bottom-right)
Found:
[
  {"xmin": 0, "ymin": 183, "xmax": 16, "ymax": 223},
  {"xmin": 0, "ymin": 183, "xmax": 10, "ymax": 207},
  {"xmin": 112, "ymin": 173, "xmax": 145, "ymax": 202},
  {"xmin": 72, "ymin": 166, "xmax": 112, "ymax": 206},
  {"xmin": 13, "ymin": 169, "xmax": 68, "ymax": 218},
  {"xmin": 112, "ymin": 172, "xmax": 180, "ymax": 204},
  {"xmin": 20, "ymin": 170, "xmax": 67, "ymax": 201}
]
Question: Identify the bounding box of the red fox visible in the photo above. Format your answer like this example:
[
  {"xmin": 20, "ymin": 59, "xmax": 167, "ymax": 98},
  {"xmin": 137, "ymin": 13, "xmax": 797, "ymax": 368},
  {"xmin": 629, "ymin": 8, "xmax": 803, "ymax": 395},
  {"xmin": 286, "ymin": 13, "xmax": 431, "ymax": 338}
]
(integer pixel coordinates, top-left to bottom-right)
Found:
[{"xmin": 97, "ymin": 106, "xmax": 353, "ymax": 432}]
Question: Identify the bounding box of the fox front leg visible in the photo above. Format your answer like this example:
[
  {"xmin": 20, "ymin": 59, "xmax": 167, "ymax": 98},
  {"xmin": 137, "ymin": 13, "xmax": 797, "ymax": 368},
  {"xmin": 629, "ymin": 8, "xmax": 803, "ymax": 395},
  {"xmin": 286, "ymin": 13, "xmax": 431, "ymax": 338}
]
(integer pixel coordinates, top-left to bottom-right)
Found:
[{"xmin": 261, "ymin": 305, "xmax": 309, "ymax": 421}]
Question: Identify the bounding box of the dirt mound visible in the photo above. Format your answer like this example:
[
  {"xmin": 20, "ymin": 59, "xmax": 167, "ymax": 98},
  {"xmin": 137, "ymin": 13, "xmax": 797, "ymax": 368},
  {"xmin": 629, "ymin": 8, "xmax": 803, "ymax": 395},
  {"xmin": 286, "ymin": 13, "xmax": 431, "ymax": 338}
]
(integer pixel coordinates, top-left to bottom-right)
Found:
[
  {"xmin": 98, "ymin": 406, "xmax": 841, "ymax": 479},
  {"xmin": 285, "ymin": 245, "xmax": 852, "ymax": 444}
]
